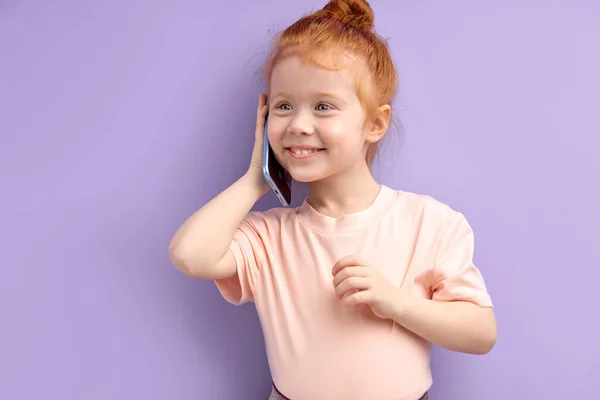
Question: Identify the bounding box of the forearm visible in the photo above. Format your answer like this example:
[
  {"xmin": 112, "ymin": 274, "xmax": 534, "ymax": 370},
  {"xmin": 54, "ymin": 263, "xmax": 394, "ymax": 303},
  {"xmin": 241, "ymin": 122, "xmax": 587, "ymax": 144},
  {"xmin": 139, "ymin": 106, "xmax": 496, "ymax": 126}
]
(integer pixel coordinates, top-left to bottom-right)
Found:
[
  {"xmin": 168, "ymin": 171, "xmax": 268, "ymax": 272},
  {"xmin": 391, "ymin": 293, "xmax": 497, "ymax": 355}
]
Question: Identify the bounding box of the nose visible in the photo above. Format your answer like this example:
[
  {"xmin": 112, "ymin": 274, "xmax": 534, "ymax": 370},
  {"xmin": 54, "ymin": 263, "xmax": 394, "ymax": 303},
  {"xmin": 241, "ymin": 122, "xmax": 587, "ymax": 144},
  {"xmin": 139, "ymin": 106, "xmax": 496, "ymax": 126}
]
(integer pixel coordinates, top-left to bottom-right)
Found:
[{"xmin": 287, "ymin": 109, "xmax": 314, "ymax": 136}]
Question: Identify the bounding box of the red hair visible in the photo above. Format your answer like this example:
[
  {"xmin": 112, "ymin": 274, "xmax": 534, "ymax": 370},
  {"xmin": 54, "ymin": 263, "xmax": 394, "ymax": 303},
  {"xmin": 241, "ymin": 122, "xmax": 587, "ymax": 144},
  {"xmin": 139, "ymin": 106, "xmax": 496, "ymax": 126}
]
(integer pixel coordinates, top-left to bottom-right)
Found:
[{"xmin": 264, "ymin": 0, "xmax": 398, "ymax": 165}]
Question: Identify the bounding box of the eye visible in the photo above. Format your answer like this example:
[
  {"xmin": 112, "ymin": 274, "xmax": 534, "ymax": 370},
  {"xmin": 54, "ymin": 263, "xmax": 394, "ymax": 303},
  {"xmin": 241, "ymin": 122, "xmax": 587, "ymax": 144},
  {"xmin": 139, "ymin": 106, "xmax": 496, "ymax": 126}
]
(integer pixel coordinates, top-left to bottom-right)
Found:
[
  {"xmin": 278, "ymin": 103, "xmax": 292, "ymax": 111},
  {"xmin": 316, "ymin": 103, "xmax": 332, "ymax": 111}
]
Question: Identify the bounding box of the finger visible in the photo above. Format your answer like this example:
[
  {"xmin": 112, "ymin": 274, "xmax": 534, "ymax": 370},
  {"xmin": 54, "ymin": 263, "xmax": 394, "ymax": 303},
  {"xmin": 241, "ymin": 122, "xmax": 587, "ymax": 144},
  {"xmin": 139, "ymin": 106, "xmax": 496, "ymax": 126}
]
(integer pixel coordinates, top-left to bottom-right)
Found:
[
  {"xmin": 257, "ymin": 93, "xmax": 267, "ymax": 114},
  {"xmin": 332, "ymin": 255, "xmax": 368, "ymax": 276},
  {"xmin": 255, "ymin": 93, "xmax": 268, "ymax": 131},
  {"xmin": 342, "ymin": 289, "xmax": 371, "ymax": 306},
  {"xmin": 335, "ymin": 276, "xmax": 370, "ymax": 299},
  {"xmin": 332, "ymin": 266, "xmax": 369, "ymax": 287}
]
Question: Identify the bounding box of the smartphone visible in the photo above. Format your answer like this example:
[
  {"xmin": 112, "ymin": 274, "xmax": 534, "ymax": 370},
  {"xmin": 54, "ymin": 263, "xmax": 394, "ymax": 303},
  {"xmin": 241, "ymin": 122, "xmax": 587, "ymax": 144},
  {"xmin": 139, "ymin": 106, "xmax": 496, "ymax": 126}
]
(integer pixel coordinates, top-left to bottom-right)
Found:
[{"xmin": 262, "ymin": 111, "xmax": 292, "ymax": 207}]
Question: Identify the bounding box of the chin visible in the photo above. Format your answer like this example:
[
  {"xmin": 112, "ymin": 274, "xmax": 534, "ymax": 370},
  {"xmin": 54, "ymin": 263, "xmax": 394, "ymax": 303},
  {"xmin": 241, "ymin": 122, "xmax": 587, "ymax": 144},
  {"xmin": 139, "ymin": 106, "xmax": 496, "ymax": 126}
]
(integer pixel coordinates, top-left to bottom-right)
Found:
[
  {"xmin": 289, "ymin": 172, "xmax": 322, "ymax": 183},
  {"xmin": 288, "ymin": 168, "xmax": 329, "ymax": 183}
]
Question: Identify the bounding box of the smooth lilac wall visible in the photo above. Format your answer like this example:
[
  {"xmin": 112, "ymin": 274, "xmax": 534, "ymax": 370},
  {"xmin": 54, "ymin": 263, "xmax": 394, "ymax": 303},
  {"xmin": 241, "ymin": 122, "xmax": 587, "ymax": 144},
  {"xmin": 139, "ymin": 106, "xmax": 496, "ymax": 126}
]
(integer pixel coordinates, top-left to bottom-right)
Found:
[{"xmin": 1, "ymin": 0, "xmax": 598, "ymax": 399}]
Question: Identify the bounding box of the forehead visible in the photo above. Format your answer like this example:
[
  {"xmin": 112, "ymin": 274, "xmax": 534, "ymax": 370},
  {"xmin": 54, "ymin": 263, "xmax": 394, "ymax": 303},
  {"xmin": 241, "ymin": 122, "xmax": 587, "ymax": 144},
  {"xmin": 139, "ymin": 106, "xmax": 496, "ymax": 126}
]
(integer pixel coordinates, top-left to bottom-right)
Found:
[{"xmin": 269, "ymin": 52, "xmax": 365, "ymax": 97}]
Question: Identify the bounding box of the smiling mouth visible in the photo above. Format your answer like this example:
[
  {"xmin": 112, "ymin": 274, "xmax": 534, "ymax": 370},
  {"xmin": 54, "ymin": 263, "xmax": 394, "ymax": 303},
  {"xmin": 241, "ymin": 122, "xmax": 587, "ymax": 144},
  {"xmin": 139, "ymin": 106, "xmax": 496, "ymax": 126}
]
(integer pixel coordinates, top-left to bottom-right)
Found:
[
  {"xmin": 290, "ymin": 148, "xmax": 322, "ymax": 155},
  {"xmin": 285, "ymin": 146, "xmax": 325, "ymax": 159}
]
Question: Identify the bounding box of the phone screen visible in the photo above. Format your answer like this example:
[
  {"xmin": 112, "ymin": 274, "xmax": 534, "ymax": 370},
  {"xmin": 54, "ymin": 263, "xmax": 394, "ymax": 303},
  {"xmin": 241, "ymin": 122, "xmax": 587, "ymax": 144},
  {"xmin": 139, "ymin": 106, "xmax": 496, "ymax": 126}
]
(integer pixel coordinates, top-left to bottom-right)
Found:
[{"xmin": 262, "ymin": 114, "xmax": 292, "ymax": 206}]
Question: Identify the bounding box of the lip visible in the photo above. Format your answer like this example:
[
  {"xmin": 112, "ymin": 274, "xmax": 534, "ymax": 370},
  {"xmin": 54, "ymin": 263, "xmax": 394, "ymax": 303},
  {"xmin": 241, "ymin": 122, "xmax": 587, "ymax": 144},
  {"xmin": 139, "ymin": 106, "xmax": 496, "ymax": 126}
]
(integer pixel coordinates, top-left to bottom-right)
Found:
[{"xmin": 285, "ymin": 145, "xmax": 325, "ymax": 159}]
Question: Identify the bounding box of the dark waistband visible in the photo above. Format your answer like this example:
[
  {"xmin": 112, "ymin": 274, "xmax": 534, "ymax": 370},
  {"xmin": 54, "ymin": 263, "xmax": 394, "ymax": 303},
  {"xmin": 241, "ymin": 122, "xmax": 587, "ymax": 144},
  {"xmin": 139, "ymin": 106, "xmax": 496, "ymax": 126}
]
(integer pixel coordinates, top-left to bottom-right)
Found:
[{"xmin": 271, "ymin": 383, "xmax": 429, "ymax": 400}]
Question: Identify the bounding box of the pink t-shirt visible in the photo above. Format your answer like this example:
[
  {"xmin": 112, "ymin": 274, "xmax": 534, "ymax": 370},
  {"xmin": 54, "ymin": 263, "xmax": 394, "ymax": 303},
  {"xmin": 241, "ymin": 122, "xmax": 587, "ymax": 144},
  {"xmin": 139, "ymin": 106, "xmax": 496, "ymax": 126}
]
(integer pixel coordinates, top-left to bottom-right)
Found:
[{"xmin": 216, "ymin": 185, "xmax": 492, "ymax": 400}]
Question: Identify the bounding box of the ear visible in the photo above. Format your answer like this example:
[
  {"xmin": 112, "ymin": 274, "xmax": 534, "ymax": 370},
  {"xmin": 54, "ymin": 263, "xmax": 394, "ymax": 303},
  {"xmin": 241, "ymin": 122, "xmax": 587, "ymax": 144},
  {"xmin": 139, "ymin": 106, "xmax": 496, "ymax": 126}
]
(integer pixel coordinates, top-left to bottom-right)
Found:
[{"xmin": 365, "ymin": 104, "xmax": 392, "ymax": 144}]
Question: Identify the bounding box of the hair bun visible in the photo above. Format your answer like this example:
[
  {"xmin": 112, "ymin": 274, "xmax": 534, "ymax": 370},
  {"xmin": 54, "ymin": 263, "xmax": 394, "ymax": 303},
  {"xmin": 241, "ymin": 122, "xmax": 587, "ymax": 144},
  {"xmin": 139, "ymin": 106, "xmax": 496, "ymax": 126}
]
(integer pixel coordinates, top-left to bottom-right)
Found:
[{"xmin": 320, "ymin": 0, "xmax": 375, "ymax": 32}]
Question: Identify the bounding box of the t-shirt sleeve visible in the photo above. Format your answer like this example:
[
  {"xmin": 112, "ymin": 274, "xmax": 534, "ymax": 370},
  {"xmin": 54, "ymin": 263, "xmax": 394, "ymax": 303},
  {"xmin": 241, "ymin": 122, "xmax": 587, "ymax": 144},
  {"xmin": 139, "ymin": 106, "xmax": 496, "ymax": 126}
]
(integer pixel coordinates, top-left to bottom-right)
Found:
[
  {"xmin": 214, "ymin": 213, "xmax": 266, "ymax": 305},
  {"xmin": 430, "ymin": 212, "xmax": 493, "ymax": 307}
]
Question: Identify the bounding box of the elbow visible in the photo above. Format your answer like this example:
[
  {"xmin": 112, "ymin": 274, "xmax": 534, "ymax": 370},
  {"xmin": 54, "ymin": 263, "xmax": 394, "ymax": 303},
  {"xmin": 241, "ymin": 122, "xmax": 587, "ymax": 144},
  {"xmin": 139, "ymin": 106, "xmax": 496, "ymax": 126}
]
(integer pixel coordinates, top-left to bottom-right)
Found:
[
  {"xmin": 168, "ymin": 241, "xmax": 186, "ymax": 272},
  {"xmin": 471, "ymin": 306, "xmax": 498, "ymax": 355},
  {"xmin": 472, "ymin": 323, "xmax": 498, "ymax": 355},
  {"xmin": 168, "ymin": 240, "xmax": 197, "ymax": 276},
  {"xmin": 168, "ymin": 240, "xmax": 217, "ymax": 279},
  {"xmin": 473, "ymin": 332, "xmax": 497, "ymax": 355}
]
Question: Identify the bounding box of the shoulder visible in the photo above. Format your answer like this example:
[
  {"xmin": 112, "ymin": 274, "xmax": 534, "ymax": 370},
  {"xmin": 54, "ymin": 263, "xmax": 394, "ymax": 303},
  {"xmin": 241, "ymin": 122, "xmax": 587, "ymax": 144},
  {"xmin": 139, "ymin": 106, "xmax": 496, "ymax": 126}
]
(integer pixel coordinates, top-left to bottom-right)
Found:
[
  {"xmin": 387, "ymin": 187, "xmax": 468, "ymax": 229},
  {"xmin": 242, "ymin": 206, "xmax": 299, "ymax": 231}
]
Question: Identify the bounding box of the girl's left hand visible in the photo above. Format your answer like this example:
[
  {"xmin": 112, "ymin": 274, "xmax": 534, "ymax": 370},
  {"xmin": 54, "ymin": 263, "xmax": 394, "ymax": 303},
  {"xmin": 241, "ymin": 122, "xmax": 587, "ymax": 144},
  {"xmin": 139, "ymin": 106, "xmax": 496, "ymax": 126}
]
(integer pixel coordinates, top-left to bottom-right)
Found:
[{"xmin": 332, "ymin": 255, "xmax": 403, "ymax": 320}]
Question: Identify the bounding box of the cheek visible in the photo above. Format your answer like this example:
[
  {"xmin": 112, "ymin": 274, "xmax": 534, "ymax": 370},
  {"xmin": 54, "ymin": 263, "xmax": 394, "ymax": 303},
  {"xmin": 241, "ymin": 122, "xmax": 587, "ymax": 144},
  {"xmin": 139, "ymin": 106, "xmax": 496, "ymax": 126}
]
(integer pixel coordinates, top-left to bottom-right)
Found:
[
  {"xmin": 267, "ymin": 119, "xmax": 287, "ymax": 144},
  {"xmin": 319, "ymin": 118, "xmax": 366, "ymax": 152},
  {"xmin": 318, "ymin": 119, "xmax": 345, "ymax": 143}
]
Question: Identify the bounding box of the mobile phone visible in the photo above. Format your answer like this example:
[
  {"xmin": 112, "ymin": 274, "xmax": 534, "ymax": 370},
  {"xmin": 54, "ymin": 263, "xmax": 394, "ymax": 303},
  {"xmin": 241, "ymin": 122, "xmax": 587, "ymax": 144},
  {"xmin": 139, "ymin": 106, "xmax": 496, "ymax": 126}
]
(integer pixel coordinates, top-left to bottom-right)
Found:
[{"xmin": 262, "ymin": 111, "xmax": 292, "ymax": 207}]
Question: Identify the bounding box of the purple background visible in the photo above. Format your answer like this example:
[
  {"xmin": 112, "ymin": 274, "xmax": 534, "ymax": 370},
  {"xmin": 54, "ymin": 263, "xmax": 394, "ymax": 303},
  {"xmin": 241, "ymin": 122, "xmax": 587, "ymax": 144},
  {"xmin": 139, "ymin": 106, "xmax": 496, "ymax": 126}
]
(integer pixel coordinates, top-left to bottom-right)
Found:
[{"xmin": 1, "ymin": 0, "xmax": 599, "ymax": 399}]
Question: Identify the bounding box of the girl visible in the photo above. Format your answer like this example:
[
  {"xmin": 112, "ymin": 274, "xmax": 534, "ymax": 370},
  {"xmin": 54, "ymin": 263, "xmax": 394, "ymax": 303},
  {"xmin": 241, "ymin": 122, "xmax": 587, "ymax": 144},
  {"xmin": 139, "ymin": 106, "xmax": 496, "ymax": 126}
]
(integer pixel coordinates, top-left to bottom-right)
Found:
[{"xmin": 168, "ymin": 1, "xmax": 497, "ymax": 399}]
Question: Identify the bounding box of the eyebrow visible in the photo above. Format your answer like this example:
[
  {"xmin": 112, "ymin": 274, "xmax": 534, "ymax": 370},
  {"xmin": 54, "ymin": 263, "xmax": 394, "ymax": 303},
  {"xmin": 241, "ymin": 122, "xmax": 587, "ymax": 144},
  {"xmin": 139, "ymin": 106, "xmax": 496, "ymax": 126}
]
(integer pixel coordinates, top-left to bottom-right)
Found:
[
  {"xmin": 314, "ymin": 92, "xmax": 345, "ymax": 101},
  {"xmin": 270, "ymin": 91, "xmax": 293, "ymax": 99},
  {"xmin": 270, "ymin": 91, "xmax": 346, "ymax": 103}
]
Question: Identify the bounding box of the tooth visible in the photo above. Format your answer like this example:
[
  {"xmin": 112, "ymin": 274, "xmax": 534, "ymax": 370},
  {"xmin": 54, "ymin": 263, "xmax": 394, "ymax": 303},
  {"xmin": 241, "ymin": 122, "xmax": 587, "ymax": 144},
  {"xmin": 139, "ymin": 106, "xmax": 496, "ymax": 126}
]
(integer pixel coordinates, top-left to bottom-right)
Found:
[{"xmin": 291, "ymin": 148, "xmax": 317, "ymax": 155}]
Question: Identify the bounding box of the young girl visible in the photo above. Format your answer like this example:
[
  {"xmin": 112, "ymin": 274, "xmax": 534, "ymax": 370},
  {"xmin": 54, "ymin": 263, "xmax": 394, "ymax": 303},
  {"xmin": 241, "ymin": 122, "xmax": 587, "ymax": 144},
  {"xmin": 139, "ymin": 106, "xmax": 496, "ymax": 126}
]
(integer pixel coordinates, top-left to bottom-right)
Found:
[{"xmin": 169, "ymin": 1, "xmax": 497, "ymax": 399}]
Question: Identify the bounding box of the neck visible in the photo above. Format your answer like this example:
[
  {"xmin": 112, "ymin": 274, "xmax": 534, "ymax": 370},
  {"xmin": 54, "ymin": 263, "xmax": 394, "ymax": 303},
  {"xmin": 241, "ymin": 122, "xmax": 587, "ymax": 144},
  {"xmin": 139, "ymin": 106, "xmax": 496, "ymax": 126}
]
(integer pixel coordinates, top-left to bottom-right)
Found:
[{"xmin": 306, "ymin": 161, "xmax": 381, "ymax": 218}]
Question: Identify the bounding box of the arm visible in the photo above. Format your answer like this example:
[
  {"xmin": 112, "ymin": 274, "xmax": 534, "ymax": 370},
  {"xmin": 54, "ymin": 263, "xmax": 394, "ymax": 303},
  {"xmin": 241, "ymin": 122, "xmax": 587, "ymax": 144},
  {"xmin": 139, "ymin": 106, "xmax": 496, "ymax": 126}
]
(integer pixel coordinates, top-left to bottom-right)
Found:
[
  {"xmin": 168, "ymin": 172, "xmax": 268, "ymax": 279},
  {"xmin": 168, "ymin": 94, "xmax": 270, "ymax": 280},
  {"xmin": 390, "ymin": 293, "xmax": 497, "ymax": 355},
  {"xmin": 333, "ymin": 224, "xmax": 497, "ymax": 355}
]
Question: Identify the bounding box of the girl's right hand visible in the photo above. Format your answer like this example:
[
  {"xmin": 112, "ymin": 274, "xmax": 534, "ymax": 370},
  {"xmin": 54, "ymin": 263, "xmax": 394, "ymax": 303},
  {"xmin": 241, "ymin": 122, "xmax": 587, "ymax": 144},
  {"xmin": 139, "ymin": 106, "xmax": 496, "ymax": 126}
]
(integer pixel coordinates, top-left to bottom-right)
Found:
[{"xmin": 246, "ymin": 93, "xmax": 271, "ymax": 194}]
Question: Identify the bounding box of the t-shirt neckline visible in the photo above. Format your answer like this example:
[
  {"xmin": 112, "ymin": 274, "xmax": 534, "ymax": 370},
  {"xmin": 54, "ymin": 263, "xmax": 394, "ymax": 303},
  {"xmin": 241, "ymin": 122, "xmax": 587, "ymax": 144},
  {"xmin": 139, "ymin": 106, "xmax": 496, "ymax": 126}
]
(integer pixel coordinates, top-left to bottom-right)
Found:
[{"xmin": 296, "ymin": 185, "xmax": 397, "ymax": 234}]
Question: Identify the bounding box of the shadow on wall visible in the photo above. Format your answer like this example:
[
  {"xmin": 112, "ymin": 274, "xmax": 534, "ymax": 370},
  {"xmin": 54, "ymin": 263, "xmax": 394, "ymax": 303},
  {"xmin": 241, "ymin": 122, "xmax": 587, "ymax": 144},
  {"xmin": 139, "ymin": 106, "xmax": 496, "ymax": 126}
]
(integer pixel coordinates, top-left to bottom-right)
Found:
[
  {"xmin": 157, "ymin": 198, "xmax": 278, "ymax": 397},
  {"xmin": 168, "ymin": 275, "xmax": 271, "ymax": 397}
]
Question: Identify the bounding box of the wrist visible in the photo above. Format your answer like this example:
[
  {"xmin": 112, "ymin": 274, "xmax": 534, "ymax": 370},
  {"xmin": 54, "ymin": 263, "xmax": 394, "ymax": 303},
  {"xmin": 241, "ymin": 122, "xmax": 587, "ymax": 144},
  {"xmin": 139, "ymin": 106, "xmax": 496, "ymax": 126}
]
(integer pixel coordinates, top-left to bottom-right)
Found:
[
  {"xmin": 390, "ymin": 290, "xmax": 419, "ymax": 324},
  {"xmin": 242, "ymin": 169, "xmax": 270, "ymax": 198}
]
